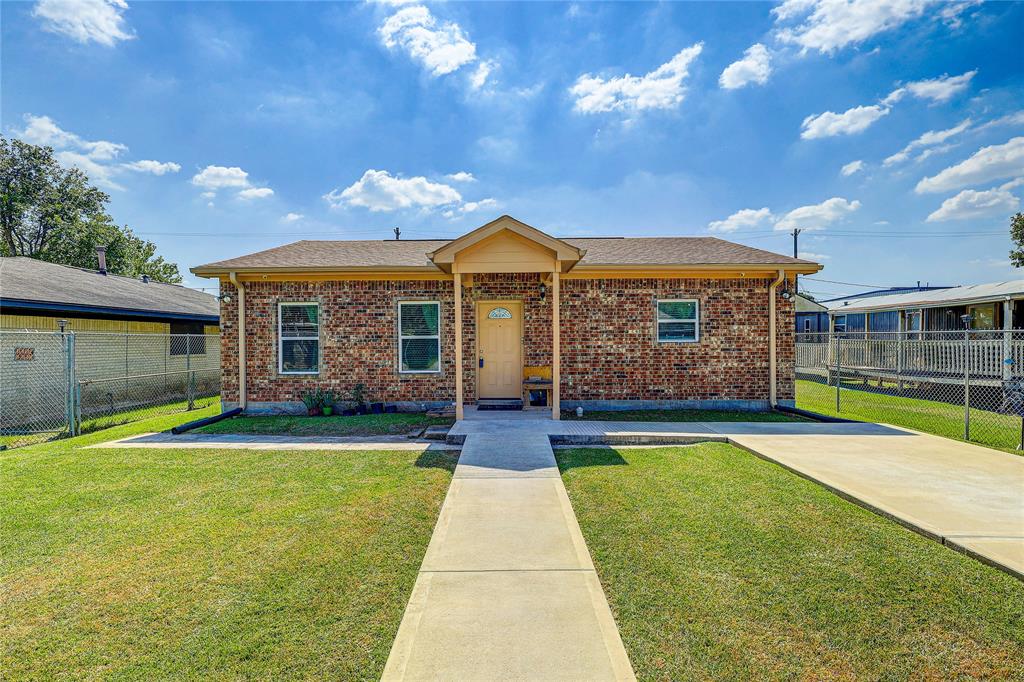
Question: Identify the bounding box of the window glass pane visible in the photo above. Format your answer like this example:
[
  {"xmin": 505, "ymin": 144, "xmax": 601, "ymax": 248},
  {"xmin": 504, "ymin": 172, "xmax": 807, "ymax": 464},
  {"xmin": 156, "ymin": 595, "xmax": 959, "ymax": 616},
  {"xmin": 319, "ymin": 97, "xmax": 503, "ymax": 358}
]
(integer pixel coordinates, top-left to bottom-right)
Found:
[
  {"xmin": 400, "ymin": 303, "xmax": 439, "ymax": 336},
  {"xmin": 970, "ymin": 304, "xmax": 996, "ymax": 329},
  {"xmin": 281, "ymin": 304, "xmax": 318, "ymax": 338},
  {"xmin": 658, "ymin": 301, "xmax": 696, "ymax": 321},
  {"xmin": 658, "ymin": 321, "xmax": 697, "ymax": 341},
  {"xmin": 401, "ymin": 338, "xmax": 439, "ymax": 371},
  {"xmin": 281, "ymin": 339, "xmax": 318, "ymax": 372}
]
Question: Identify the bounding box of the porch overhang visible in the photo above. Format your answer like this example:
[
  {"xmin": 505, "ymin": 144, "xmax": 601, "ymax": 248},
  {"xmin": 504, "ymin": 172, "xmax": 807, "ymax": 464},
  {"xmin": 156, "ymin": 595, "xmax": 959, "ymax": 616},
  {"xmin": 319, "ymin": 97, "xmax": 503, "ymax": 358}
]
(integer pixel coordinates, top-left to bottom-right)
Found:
[{"xmin": 427, "ymin": 215, "xmax": 585, "ymax": 274}]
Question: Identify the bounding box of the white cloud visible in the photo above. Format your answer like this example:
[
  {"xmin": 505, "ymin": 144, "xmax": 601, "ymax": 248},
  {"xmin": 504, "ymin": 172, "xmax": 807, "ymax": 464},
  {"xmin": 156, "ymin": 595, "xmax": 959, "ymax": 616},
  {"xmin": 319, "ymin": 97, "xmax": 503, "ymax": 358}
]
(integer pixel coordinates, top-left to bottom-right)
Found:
[
  {"xmin": 33, "ymin": 0, "xmax": 133, "ymax": 46},
  {"xmin": 378, "ymin": 5, "xmax": 476, "ymax": 77},
  {"xmin": 975, "ymin": 110, "xmax": 1024, "ymax": 132},
  {"xmin": 840, "ymin": 160, "xmax": 864, "ymax": 176},
  {"xmin": 122, "ymin": 159, "xmax": 181, "ymax": 175},
  {"xmin": 200, "ymin": 191, "xmax": 215, "ymax": 200},
  {"xmin": 238, "ymin": 187, "xmax": 274, "ymax": 200},
  {"xmin": 719, "ymin": 43, "xmax": 772, "ymax": 90},
  {"xmin": 17, "ymin": 114, "xmax": 127, "ymax": 160},
  {"xmin": 324, "ymin": 169, "xmax": 462, "ymax": 212},
  {"xmin": 470, "ymin": 60, "xmax": 495, "ymax": 90},
  {"xmin": 445, "ymin": 171, "xmax": 476, "ymax": 183},
  {"xmin": 191, "ymin": 165, "xmax": 250, "ymax": 189},
  {"xmin": 569, "ymin": 43, "xmax": 703, "ymax": 114},
  {"xmin": 460, "ymin": 198, "xmax": 497, "ymax": 213},
  {"xmin": 281, "ymin": 212, "xmax": 303, "ymax": 223},
  {"xmin": 773, "ymin": 0, "xmax": 929, "ymax": 54},
  {"xmin": 915, "ymin": 137, "xmax": 1024, "ymax": 193},
  {"xmin": 774, "ymin": 197, "xmax": 861, "ymax": 231},
  {"xmin": 707, "ymin": 207, "xmax": 773, "ymax": 233},
  {"xmin": 883, "ymin": 118, "xmax": 971, "ymax": 166},
  {"xmin": 940, "ymin": 0, "xmax": 982, "ymax": 28},
  {"xmin": 800, "ymin": 104, "xmax": 889, "ymax": 139},
  {"xmin": 926, "ymin": 185, "xmax": 1021, "ymax": 222},
  {"xmin": 799, "ymin": 251, "xmax": 831, "ymax": 260},
  {"xmin": 13, "ymin": 114, "xmax": 176, "ymax": 190},
  {"xmin": 903, "ymin": 70, "xmax": 977, "ymax": 103}
]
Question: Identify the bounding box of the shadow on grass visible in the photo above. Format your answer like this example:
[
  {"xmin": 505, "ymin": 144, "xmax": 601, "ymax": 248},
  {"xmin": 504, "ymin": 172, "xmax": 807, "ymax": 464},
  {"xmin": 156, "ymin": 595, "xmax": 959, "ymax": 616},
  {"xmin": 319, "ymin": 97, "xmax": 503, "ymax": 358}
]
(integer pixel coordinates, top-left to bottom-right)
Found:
[
  {"xmin": 555, "ymin": 447, "xmax": 628, "ymax": 472},
  {"xmin": 414, "ymin": 449, "xmax": 459, "ymax": 472}
]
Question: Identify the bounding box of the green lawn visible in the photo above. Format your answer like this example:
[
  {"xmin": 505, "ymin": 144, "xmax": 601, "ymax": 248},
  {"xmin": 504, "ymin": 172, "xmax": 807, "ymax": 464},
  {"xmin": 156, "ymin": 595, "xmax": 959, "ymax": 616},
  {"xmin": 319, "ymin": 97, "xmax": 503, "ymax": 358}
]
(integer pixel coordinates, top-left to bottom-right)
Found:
[
  {"xmin": 196, "ymin": 412, "xmax": 454, "ymax": 437},
  {"xmin": 1, "ymin": 409, "xmax": 456, "ymax": 680},
  {"xmin": 558, "ymin": 444, "xmax": 1024, "ymax": 680},
  {"xmin": 797, "ymin": 378, "xmax": 1024, "ymax": 454},
  {"xmin": 563, "ymin": 408, "xmax": 806, "ymax": 422}
]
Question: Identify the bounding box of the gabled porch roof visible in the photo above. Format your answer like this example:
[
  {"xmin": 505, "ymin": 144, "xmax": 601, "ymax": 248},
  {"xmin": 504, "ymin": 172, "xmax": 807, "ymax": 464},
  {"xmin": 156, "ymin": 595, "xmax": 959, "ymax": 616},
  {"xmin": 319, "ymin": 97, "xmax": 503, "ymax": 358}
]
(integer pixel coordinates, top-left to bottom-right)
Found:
[{"xmin": 427, "ymin": 215, "xmax": 585, "ymax": 274}]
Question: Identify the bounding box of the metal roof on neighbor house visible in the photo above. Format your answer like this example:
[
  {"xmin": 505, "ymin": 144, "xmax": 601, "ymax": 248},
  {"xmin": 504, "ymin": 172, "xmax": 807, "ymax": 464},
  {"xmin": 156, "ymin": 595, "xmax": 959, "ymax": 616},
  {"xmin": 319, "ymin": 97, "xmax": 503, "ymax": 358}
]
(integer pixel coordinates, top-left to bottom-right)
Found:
[
  {"xmin": 193, "ymin": 236, "xmax": 816, "ymax": 272},
  {"xmin": 0, "ymin": 257, "xmax": 219, "ymax": 322},
  {"xmin": 827, "ymin": 280, "xmax": 1024, "ymax": 314}
]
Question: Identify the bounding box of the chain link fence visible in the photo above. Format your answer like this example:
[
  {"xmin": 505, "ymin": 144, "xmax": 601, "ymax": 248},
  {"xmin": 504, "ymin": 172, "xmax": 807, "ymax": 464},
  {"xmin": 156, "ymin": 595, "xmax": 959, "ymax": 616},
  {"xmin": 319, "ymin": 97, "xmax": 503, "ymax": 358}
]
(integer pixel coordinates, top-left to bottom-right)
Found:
[
  {"xmin": 796, "ymin": 330, "xmax": 1024, "ymax": 452},
  {"xmin": 1, "ymin": 330, "xmax": 220, "ymax": 449}
]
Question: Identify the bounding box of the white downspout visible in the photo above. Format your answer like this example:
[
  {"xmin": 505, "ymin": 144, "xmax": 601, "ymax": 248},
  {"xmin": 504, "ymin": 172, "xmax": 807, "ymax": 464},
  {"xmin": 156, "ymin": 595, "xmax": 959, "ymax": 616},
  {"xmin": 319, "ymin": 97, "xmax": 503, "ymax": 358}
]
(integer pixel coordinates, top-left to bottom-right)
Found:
[
  {"xmin": 229, "ymin": 271, "xmax": 247, "ymax": 411},
  {"xmin": 769, "ymin": 269, "xmax": 785, "ymax": 407}
]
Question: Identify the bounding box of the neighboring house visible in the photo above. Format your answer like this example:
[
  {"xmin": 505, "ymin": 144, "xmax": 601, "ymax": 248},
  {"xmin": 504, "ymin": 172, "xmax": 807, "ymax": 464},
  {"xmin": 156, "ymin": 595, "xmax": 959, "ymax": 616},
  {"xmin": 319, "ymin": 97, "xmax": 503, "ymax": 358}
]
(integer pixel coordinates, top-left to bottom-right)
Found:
[
  {"xmin": 827, "ymin": 280, "xmax": 1024, "ymax": 334},
  {"xmin": 192, "ymin": 215, "xmax": 821, "ymax": 419},
  {"xmin": 794, "ymin": 294, "xmax": 828, "ymax": 334},
  {"xmin": 0, "ymin": 255, "xmax": 219, "ymax": 334}
]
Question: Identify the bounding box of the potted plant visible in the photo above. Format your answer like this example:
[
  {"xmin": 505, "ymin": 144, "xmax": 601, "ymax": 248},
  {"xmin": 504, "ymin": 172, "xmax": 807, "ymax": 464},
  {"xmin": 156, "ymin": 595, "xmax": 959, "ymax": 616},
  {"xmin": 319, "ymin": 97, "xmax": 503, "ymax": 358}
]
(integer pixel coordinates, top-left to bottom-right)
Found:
[
  {"xmin": 370, "ymin": 400, "xmax": 384, "ymax": 414},
  {"xmin": 350, "ymin": 383, "xmax": 367, "ymax": 415},
  {"xmin": 301, "ymin": 388, "xmax": 322, "ymax": 417},
  {"xmin": 322, "ymin": 390, "xmax": 335, "ymax": 416}
]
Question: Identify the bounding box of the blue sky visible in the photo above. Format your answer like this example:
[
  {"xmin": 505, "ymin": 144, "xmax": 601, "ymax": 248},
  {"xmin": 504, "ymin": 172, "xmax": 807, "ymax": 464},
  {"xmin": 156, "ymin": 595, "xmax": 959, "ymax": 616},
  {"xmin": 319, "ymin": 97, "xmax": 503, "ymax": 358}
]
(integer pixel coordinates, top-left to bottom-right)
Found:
[{"xmin": 3, "ymin": 1, "xmax": 1023, "ymax": 298}]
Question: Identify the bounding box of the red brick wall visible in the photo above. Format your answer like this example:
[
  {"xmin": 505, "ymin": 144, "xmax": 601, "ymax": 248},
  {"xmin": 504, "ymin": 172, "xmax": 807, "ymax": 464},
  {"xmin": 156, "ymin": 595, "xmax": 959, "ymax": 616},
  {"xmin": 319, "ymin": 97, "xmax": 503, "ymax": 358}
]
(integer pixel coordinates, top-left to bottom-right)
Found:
[{"xmin": 218, "ymin": 275, "xmax": 794, "ymax": 407}]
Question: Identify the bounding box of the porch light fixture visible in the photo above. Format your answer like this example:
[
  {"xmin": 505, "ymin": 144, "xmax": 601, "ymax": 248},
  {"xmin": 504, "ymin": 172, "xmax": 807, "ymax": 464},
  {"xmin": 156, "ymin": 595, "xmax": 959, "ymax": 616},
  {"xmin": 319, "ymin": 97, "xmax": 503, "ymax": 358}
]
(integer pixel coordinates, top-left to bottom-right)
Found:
[
  {"xmin": 218, "ymin": 292, "xmax": 233, "ymax": 303},
  {"xmin": 780, "ymin": 279, "xmax": 792, "ymax": 300},
  {"xmin": 539, "ymin": 282, "xmax": 547, "ymax": 300}
]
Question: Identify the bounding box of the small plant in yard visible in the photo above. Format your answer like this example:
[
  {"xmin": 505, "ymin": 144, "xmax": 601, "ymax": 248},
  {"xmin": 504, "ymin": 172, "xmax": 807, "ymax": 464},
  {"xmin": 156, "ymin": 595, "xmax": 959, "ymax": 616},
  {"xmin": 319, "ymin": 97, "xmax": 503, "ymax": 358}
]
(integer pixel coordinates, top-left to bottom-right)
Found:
[
  {"xmin": 349, "ymin": 383, "xmax": 368, "ymax": 415},
  {"xmin": 321, "ymin": 390, "xmax": 336, "ymax": 416},
  {"xmin": 300, "ymin": 387, "xmax": 326, "ymax": 416}
]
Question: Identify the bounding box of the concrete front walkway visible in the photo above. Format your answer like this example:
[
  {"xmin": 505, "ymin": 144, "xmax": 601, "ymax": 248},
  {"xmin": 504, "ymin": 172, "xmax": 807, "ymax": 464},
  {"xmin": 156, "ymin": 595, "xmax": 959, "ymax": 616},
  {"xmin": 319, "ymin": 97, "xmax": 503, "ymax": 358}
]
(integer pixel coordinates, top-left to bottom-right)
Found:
[{"xmin": 382, "ymin": 432, "xmax": 636, "ymax": 681}]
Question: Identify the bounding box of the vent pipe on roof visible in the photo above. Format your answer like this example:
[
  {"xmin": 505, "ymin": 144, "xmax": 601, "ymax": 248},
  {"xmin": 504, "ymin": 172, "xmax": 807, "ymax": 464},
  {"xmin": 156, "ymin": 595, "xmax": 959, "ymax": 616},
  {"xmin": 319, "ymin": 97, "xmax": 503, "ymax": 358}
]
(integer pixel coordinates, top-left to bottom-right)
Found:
[
  {"xmin": 394, "ymin": 227, "xmax": 401, "ymax": 240},
  {"xmin": 96, "ymin": 245, "xmax": 107, "ymax": 275}
]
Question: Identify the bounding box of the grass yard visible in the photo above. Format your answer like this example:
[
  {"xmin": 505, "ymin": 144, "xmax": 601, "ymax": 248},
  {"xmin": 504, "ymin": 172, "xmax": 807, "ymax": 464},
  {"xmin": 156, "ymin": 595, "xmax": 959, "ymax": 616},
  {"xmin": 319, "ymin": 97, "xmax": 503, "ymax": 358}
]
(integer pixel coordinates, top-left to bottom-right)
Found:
[
  {"xmin": 563, "ymin": 408, "xmax": 806, "ymax": 422},
  {"xmin": 1, "ymin": 409, "xmax": 456, "ymax": 680},
  {"xmin": 558, "ymin": 444, "xmax": 1024, "ymax": 680},
  {"xmin": 797, "ymin": 378, "xmax": 1024, "ymax": 454},
  {"xmin": 196, "ymin": 412, "xmax": 454, "ymax": 437}
]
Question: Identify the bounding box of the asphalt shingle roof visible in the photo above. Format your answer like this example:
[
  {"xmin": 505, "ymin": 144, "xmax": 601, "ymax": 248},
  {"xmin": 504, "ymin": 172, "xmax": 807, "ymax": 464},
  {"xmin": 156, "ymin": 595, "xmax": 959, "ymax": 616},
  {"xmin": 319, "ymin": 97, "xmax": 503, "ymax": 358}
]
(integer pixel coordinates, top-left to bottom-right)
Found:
[
  {"xmin": 0, "ymin": 257, "xmax": 219, "ymax": 320},
  {"xmin": 194, "ymin": 236, "xmax": 814, "ymax": 271}
]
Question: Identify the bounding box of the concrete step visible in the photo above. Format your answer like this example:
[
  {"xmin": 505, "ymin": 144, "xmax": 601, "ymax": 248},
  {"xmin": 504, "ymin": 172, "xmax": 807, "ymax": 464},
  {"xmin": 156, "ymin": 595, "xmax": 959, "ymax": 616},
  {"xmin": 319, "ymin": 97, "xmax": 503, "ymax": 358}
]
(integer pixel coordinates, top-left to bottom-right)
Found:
[{"xmin": 476, "ymin": 399, "xmax": 523, "ymax": 411}]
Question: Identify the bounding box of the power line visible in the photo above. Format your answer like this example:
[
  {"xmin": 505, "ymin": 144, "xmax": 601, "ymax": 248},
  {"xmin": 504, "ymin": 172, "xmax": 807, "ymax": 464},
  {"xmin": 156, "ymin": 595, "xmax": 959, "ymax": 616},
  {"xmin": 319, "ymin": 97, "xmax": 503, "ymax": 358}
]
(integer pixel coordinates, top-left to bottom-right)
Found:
[{"xmin": 803, "ymin": 276, "xmax": 900, "ymax": 288}]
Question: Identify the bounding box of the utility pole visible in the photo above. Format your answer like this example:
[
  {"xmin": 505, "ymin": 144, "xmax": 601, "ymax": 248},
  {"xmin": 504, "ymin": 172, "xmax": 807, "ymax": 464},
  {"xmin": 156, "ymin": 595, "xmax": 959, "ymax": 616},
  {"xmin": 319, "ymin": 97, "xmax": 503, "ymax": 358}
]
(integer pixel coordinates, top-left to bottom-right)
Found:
[
  {"xmin": 791, "ymin": 228, "xmax": 802, "ymax": 294},
  {"xmin": 394, "ymin": 227, "xmax": 401, "ymax": 240}
]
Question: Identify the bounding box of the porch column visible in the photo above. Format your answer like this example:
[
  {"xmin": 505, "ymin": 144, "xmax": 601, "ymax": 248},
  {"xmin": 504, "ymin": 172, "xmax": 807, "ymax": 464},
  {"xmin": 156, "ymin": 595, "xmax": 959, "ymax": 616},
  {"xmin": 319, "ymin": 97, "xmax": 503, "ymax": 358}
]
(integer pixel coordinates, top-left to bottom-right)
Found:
[
  {"xmin": 551, "ymin": 264, "xmax": 560, "ymax": 420},
  {"xmin": 454, "ymin": 267, "xmax": 464, "ymax": 420}
]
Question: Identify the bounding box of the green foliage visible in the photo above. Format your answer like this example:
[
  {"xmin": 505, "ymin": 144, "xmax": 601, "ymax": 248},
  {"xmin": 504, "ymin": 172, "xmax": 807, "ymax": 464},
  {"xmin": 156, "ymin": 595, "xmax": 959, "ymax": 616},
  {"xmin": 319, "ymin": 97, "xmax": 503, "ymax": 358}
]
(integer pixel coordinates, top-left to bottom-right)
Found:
[
  {"xmin": 1010, "ymin": 212, "xmax": 1024, "ymax": 268},
  {"xmin": 0, "ymin": 136, "xmax": 181, "ymax": 283},
  {"xmin": 350, "ymin": 382, "xmax": 367, "ymax": 409}
]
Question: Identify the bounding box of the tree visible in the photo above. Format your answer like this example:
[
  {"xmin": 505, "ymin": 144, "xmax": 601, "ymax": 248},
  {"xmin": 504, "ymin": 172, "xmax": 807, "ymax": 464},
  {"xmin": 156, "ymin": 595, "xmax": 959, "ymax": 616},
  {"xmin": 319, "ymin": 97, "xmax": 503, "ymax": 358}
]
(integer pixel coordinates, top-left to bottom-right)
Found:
[
  {"xmin": 0, "ymin": 136, "xmax": 181, "ymax": 283},
  {"xmin": 1010, "ymin": 213, "xmax": 1024, "ymax": 268}
]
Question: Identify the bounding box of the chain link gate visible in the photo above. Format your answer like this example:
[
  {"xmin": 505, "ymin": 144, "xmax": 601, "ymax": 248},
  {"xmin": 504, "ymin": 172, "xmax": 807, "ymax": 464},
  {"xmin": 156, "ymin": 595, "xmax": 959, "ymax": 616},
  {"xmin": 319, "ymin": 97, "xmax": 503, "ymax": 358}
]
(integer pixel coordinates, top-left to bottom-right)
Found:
[
  {"xmin": 1, "ymin": 330, "xmax": 221, "ymax": 449},
  {"xmin": 795, "ymin": 330, "xmax": 1024, "ymax": 452}
]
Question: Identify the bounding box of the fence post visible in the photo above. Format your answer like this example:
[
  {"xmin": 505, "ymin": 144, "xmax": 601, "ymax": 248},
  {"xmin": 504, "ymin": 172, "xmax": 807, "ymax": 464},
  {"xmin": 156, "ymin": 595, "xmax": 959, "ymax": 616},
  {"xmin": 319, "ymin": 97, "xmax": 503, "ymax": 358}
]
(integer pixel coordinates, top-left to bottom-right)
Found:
[
  {"xmin": 835, "ymin": 335, "xmax": 841, "ymax": 413},
  {"xmin": 186, "ymin": 337, "xmax": 195, "ymax": 411},
  {"xmin": 896, "ymin": 331, "xmax": 904, "ymax": 392},
  {"xmin": 65, "ymin": 332, "xmax": 78, "ymax": 437},
  {"xmin": 964, "ymin": 328, "xmax": 970, "ymax": 440}
]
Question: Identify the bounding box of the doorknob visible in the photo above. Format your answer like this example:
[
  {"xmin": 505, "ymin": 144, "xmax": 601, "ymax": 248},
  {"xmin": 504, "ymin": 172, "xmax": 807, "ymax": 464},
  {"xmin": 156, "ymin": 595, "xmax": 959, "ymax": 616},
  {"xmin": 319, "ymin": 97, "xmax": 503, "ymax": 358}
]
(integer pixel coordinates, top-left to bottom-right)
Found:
[{"xmin": 479, "ymin": 358, "xmax": 484, "ymax": 368}]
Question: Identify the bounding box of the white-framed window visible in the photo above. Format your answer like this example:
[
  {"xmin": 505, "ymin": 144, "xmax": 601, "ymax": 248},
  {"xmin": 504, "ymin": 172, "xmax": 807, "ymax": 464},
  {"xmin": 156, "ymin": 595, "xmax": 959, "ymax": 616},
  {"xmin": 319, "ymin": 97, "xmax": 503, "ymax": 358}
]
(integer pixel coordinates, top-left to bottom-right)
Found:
[
  {"xmin": 278, "ymin": 302, "xmax": 319, "ymax": 374},
  {"xmin": 656, "ymin": 299, "xmax": 699, "ymax": 343},
  {"xmin": 803, "ymin": 318, "xmax": 812, "ymax": 333},
  {"xmin": 399, "ymin": 301, "xmax": 441, "ymax": 373}
]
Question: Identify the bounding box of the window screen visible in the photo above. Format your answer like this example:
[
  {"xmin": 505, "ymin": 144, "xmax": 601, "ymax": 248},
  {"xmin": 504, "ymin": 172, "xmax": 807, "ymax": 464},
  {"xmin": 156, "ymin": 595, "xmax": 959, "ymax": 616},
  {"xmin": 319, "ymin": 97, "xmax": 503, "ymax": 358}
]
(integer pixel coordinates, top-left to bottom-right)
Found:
[
  {"xmin": 657, "ymin": 300, "xmax": 699, "ymax": 342},
  {"xmin": 279, "ymin": 303, "xmax": 319, "ymax": 374},
  {"xmin": 399, "ymin": 302, "xmax": 440, "ymax": 372}
]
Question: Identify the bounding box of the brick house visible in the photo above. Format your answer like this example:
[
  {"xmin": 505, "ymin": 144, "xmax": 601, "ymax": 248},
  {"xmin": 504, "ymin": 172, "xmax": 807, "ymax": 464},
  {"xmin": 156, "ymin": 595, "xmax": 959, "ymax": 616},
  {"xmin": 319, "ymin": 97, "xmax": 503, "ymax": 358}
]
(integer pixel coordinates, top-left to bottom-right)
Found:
[{"xmin": 192, "ymin": 215, "xmax": 821, "ymax": 419}]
